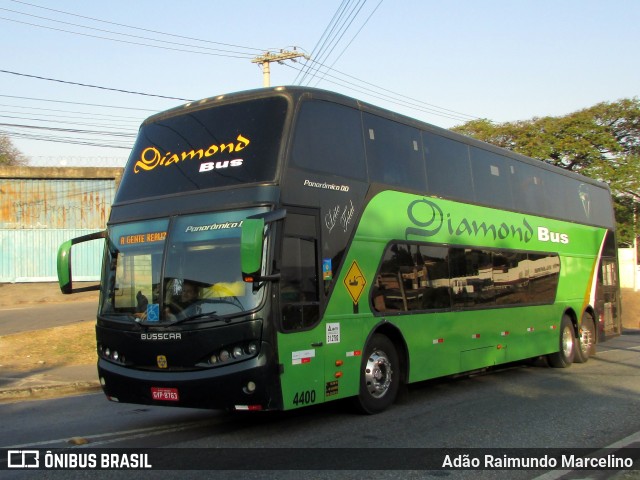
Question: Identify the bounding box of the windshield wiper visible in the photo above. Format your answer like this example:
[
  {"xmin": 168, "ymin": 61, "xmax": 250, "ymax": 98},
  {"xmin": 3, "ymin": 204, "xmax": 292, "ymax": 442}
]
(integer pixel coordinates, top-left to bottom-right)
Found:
[{"xmin": 170, "ymin": 311, "xmax": 228, "ymax": 326}]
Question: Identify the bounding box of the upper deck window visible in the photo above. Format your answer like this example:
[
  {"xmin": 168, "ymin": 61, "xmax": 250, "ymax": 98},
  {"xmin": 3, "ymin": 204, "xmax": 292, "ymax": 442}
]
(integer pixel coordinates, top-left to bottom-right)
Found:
[
  {"xmin": 290, "ymin": 100, "xmax": 367, "ymax": 181},
  {"xmin": 116, "ymin": 96, "xmax": 288, "ymax": 202}
]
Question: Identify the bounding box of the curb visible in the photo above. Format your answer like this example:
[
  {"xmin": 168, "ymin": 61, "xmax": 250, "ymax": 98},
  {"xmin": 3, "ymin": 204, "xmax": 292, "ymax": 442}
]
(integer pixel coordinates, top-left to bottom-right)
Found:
[{"xmin": 0, "ymin": 381, "xmax": 102, "ymax": 403}]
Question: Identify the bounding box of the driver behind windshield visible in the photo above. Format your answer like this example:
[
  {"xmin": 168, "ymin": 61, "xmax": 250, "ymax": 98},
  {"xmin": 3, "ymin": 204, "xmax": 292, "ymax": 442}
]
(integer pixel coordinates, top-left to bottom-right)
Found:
[{"xmin": 167, "ymin": 280, "xmax": 201, "ymax": 321}]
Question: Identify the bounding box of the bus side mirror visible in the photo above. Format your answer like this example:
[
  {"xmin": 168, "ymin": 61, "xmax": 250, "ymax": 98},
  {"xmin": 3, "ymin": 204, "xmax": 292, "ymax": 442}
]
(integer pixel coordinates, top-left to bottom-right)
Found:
[
  {"xmin": 241, "ymin": 209, "xmax": 286, "ymax": 283},
  {"xmin": 241, "ymin": 218, "xmax": 265, "ymax": 282},
  {"xmin": 57, "ymin": 239, "xmax": 74, "ymax": 294},
  {"xmin": 57, "ymin": 230, "xmax": 106, "ymax": 294}
]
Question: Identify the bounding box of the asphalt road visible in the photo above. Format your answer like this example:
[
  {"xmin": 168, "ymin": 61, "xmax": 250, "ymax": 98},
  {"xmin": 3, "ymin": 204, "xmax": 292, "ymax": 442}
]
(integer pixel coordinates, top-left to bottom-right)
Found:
[
  {"xmin": 1, "ymin": 332, "xmax": 639, "ymax": 480},
  {"xmin": 0, "ymin": 300, "xmax": 98, "ymax": 335}
]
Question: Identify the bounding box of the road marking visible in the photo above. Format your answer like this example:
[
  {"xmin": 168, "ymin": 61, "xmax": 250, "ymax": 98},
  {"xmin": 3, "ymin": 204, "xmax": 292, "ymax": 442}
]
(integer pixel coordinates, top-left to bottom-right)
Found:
[{"xmin": 2, "ymin": 419, "xmax": 216, "ymax": 449}]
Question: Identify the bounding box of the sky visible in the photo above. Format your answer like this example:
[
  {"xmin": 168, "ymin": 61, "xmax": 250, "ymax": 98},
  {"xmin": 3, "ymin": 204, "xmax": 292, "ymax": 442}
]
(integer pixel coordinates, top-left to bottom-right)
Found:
[{"xmin": 1, "ymin": 0, "xmax": 639, "ymax": 166}]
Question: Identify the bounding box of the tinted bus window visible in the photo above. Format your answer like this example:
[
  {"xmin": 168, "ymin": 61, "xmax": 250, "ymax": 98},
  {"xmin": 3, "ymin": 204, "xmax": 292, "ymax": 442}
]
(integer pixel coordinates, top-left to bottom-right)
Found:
[
  {"xmin": 416, "ymin": 244, "xmax": 450, "ymax": 310},
  {"xmin": 450, "ymin": 248, "xmax": 495, "ymax": 309},
  {"xmin": 291, "ymin": 100, "xmax": 367, "ymax": 181},
  {"xmin": 373, "ymin": 243, "xmax": 561, "ymax": 315},
  {"xmin": 423, "ymin": 132, "xmax": 473, "ymax": 202},
  {"xmin": 539, "ymin": 170, "xmax": 569, "ymax": 220},
  {"xmin": 117, "ymin": 97, "xmax": 288, "ymax": 202},
  {"xmin": 494, "ymin": 251, "xmax": 529, "ymax": 305},
  {"xmin": 527, "ymin": 253, "xmax": 560, "ymax": 304},
  {"xmin": 511, "ymin": 161, "xmax": 545, "ymax": 214},
  {"xmin": 374, "ymin": 244, "xmax": 414, "ymax": 312},
  {"xmin": 469, "ymin": 147, "xmax": 514, "ymax": 209},
  {"xmin": 364, "ymin": 113, "xmax": 426, "ymax": 191}
]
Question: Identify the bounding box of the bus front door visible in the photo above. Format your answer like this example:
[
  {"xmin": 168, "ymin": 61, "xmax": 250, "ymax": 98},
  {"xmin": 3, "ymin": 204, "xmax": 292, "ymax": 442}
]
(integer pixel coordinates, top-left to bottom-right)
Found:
[{"xmin": 277, "ymin": 211, "xmax": 324, "ymax": 410}]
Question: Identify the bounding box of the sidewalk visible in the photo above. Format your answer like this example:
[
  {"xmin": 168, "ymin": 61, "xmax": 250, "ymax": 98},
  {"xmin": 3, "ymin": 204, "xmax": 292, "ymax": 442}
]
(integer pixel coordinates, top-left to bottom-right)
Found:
[
  {"xmin": 0, "ymin": 364, "xmax": 100, "ymax": 403},
  {"xmin": 0, "ymin": 282, "xmax": 101, "ymax": 403}
]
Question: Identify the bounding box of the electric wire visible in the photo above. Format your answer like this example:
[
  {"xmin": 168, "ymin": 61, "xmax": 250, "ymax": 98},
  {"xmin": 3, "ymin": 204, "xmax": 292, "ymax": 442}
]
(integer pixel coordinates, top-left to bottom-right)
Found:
[
  {"xmin": 294, "ymin": 0, "xmax": 351, "ymax": 85},
  {"xmin": 312, "ymin": 0, "xmax": 384, "ymax": 87},
  {"xmin": 0, "ymin": 7, "xmax": 257, "ymax": 58},
  {"xmin": 299, "ymin": 0, "xmax": 359, "ymax": 86},
  {"xmin": 0, "ymin": 94, "xmax": 159, "ymax": 112},
  {"xmin": 0, "ymin": 16, "xmax": 255, "ymax": 59},
  {"xmin": 305, "ymin": 0, "xmax": 367, "ymax": 86},
  {"xmin": 0, "ymin": 69, "xmax": 194, "ymax": 102},
  {"xmin": 9, "ymin": 0, "xmax": 266, "ymax": 53},
  {"xmin": 283, "ymin": 62, "xmax": 479, "ymax": 123}
]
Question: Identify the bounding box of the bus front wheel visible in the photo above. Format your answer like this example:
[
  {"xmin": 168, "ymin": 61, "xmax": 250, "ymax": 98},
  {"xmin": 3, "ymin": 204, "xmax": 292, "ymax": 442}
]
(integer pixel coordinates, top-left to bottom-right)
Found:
[
  {"xmin": 547, "ymin": 315, "xmax": 576, "ymax": 368},
  {"xmin": 354, "ymin": 334, "xmax": 400, "ymax": 414},
  {"xmin": 575, "ymin": 312, "xmax": 596, "ymax": 363}
]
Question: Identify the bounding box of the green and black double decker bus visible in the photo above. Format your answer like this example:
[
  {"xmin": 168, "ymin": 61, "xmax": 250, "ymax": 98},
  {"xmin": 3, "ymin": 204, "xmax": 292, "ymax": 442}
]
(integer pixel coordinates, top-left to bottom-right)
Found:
[{"xmin": 58, "ymin": 86, "xmax": 621, "ymax": 413}]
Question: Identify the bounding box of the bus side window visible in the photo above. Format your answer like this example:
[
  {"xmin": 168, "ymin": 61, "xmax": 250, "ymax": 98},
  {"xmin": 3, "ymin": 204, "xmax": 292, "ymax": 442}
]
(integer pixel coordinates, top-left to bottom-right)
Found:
[{"xmin": 280, "ymin": 214, "xmax": 320, "ymax": 331}]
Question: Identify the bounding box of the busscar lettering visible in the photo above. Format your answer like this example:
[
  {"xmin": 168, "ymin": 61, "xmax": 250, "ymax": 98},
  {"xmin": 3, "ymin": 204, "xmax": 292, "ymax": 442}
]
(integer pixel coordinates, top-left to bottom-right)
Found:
[
  {"xmin": 141, "ymin": 332, "xmax": 182, "ymax": 341},
  {"xmin": 134, "ymin": 134, "xmax": 250, "ymax": 173}
]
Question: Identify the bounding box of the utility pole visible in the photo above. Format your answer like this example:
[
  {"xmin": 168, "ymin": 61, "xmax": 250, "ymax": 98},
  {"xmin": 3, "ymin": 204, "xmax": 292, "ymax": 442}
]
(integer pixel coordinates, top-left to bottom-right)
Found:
[{"xmin": 251, "ymin": 50, "xmax": 309, "ymax": 87}]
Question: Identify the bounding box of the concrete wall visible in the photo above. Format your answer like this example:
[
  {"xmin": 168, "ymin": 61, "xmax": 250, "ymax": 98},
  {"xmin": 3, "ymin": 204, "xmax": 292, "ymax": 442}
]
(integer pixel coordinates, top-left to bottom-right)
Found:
[{"xmin": 0, "ymin": 166, "xmax": 123, "ymax": 283}]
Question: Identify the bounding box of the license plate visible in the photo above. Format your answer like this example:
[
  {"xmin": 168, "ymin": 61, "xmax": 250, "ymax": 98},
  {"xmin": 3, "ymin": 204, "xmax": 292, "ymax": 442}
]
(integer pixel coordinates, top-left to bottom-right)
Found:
[{"xmin": 151, "ymin": 387, "xmax": 179, "ymax": 402}]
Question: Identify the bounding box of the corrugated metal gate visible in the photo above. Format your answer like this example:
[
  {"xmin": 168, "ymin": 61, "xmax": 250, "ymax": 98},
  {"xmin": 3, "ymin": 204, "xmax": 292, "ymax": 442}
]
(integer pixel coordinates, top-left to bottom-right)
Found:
[{"xmin": 0, "ymin": 168, "xmax": 121, "ymax": 283}]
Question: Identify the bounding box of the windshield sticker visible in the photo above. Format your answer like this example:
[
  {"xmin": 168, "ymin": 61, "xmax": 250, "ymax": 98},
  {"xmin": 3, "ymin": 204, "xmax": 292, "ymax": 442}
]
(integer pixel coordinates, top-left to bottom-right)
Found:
[
  {"xmin": 133, "ymin": 134, "xmax": 250, "ymax": 173},
  {"xmin": 119, "ymin": 231, "xmax": 167, "ymax": 245},
  {"xmin": 185, "ymin": 221, "xmax": 243, "ymax": 232},
  {"xmin": 146, "ymin": 304, "xmax": 160, "ymax": 322}
]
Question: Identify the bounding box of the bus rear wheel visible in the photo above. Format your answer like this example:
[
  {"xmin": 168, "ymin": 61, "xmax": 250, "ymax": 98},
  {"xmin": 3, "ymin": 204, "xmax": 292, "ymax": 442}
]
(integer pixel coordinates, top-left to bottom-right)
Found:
[
  {"xmin": 547, "ymin": 315, "xmax": 576, "ymax": 368},
  {"xmin": 575, "ymin": 312, "xmax": 596, "ymax": 363},
  {"xmin": 354, "ymin": 334, "xmax": 399, "ymax": 414}
]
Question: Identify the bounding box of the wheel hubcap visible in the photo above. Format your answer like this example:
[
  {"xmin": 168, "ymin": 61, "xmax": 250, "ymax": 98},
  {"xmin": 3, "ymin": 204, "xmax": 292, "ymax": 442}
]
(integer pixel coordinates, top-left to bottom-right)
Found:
[
  {"xmin": 562, "ymin": 326, "xmax": 574, "ymax": 356},
  {"xmin": 364, "ymin": 350, "xmax": 392, "ymax": 399}
]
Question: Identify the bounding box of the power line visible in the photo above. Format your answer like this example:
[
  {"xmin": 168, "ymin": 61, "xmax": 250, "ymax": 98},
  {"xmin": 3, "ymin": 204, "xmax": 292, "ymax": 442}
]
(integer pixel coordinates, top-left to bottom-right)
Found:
[
  {"xmin": 312, "ymin": 0, "xmax": 384, "ymax": 87},
  {"xmin": 0, "ymin": 16, "xmax": 255, "ymax": 60},
  {"xmin": 0, "ymin": 69, "xmax": 194, "ymax": 102},
  {"xmin": 2, "ymin": 130, "xmax": 132, "ymax": 149},
  {"xmin": 0, "ymin": 104, "xmax": 143, "ymax": 122},
  {"xmin": 0, "ymin": 7, "xmax": 257, "ymax": 58},
  {"xmin": 0, "ymin": 122, "xmax": 136, "ymax": 138},
  {"xmin": 305, "ymin": 0, "xmax": 367, "ymax": 86},
  {"xmin": 283, "ymin": 62, "xmax": 480, "ymax": 123},
  {"xmin": 10, "ymin": 0, "xmax": 266, "ymax": 53},
  {"xmin": 0, "ymin": 113, "xmax": 139, "ymax": 130},
  {"xmin": 297, "ymin": 0, "xmax": 353, "ymax": 86},
  {"xmin": 0, "ymin": 94, "xmax": 158, "ymax": 112}
]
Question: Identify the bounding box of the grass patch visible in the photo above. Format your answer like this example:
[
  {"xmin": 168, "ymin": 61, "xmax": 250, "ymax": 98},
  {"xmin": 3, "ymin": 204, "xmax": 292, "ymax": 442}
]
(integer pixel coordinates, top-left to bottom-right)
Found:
[{"xmin": 0, "ymin": 321, "xmax": 96, "ymax": 372}]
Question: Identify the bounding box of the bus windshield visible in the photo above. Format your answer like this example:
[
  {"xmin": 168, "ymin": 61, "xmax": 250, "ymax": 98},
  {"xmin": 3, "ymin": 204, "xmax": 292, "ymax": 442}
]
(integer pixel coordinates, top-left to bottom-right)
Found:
[
  {"xmin": 115, "ymin": 96, "xmax": 288, "ymax": 202},
  {"xmin": 100, "ymin": 208, "xmax": 268, "ymax": 324}
]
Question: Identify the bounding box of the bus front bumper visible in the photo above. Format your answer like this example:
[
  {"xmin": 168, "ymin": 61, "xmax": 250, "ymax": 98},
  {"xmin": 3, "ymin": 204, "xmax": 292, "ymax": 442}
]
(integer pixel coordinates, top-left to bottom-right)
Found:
[{"xmin": 97, "ymin": 352, "xmax": 282, "ymax": 411}]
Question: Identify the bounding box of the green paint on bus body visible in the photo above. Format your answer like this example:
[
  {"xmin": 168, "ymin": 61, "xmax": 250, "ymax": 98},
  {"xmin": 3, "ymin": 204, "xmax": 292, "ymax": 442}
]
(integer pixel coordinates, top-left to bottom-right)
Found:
[{"xmin": 278, "ymin": 191, "xmax": 606, "ymax": 410}]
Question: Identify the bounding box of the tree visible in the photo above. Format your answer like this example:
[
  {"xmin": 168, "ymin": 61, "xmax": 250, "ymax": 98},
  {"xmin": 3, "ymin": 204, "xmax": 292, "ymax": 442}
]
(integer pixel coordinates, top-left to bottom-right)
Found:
[
  {"xmin": 452, "ymin": 98, "xmax": 640, "ymax": 244},
  {"xmin": 0, "ymin": 134, "xmax": 27, "ymax": 166}
]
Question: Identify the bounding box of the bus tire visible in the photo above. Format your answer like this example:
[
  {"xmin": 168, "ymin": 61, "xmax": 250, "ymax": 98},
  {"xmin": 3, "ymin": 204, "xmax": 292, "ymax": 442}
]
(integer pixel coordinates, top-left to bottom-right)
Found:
[
  {"xmin": 353, "ymin": 334, "xmax": 400, "ymax": 414},
  {"xmin": 547, "ymin": 315, "xmax": 576, "ymax": 368},
  {"xmin": 575, "ymin": 312, "xmax": 596, "ymax": 363}
]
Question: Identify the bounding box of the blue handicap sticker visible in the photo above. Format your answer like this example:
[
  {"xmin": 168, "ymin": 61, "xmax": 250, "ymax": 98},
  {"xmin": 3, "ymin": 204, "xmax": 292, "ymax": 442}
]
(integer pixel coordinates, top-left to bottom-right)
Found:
[{"xmin": 146, "ymin": 304, "xmax": 160, "ymax": 322}]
